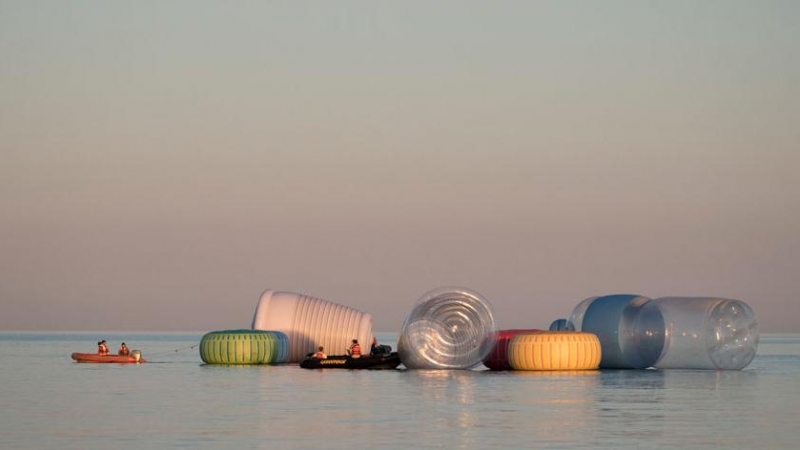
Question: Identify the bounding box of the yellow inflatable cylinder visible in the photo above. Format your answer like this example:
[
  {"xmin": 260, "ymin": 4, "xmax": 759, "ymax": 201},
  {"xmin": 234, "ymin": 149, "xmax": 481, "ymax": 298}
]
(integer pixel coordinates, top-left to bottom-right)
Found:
[{"xmin": 508, "ymin": 332, "xmax": 602, "ymax": 371}]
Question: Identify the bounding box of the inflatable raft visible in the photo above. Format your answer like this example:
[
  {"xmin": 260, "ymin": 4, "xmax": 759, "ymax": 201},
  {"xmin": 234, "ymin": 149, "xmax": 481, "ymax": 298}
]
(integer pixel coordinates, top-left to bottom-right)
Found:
[
  {"xmin": 300, "ymin": 352, "xmax": 401, "ymax": 370},
  {"xmin": 71, "ymin": 351, "xmax": 145, "ymax": 364}
]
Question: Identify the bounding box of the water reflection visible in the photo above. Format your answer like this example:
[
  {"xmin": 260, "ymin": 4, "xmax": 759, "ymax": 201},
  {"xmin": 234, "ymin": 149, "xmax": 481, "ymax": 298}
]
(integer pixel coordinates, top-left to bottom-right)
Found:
[
  {"xmin": 3, "ymin": 333, "xmax": 796, "ymax": 450},
  {"xmin": 661, "ymin": 368, "xmax": 757, "ymax": 390}
]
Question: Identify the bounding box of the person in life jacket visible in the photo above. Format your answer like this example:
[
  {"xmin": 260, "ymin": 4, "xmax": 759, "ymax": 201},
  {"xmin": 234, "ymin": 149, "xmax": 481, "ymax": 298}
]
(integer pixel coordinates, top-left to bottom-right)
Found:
[
  {"xmin": 118, "ymin": 342, "xmax": 130, "ymax": 356},
  {"xmin": 312, "ymin": 346, "xmax": 327, "ymax": 359},
  {"xmin": 347, "ymin": 339, "xmax": 362, "ymax": 358},
  {"xmin": 370, "ymin": 336, "xmax": 379, "ymax": 355},
  {"xmin": 98, "ymin": 340, "xmax": 109, "ymax": 355}
]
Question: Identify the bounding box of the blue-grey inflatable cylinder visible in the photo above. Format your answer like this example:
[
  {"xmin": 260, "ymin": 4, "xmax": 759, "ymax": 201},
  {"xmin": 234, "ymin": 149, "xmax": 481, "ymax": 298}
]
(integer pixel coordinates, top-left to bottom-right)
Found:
[
  {"xmin": 548, "ymin": 318, "xmax": 574, "ymax": 331},
  {"xmin": 570, "ymin": 294, "xmax": 665, "ymax": 369},
  {"xmin": 652, "ymin": 297, "xmax": 758, "ymax": 370}
]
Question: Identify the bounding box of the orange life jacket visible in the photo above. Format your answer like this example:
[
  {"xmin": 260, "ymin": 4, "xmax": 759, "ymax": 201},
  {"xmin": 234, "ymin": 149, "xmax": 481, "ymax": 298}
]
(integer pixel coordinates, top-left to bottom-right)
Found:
[{"xmin": 350, "ymin": 343, "xmax": 361, "ymax": 356}]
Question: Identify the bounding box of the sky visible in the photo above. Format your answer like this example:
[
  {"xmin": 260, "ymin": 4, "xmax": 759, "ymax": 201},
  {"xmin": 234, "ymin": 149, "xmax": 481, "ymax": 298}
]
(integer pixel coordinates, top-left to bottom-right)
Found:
[{"xmin": 1, "ymin": 1, "xmax": 798, "ymax": 333}]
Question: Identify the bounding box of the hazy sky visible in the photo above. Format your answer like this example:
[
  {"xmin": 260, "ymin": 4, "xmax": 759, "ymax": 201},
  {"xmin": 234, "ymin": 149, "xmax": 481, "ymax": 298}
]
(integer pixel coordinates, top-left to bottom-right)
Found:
[{"xmin": 2, "ymin": 1, "xmax": 798, "ymax": 333}]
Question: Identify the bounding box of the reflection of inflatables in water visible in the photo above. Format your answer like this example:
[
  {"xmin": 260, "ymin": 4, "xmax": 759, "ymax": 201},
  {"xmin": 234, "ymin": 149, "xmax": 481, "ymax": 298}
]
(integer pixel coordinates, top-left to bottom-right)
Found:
[
  {"xmin": 199, "ymin": 329, "xmax": 289, "ymax": 365},
  {"xmin": 560, "ymin": 294, "xmax": 759, "ymax": 370},
  {"xmin": 398, "ymin": 287, "xmax": 497, "ymax": 370},
  {"xmin": 251, "ymin": 290, "xmax": 374, "ymax": 363}
]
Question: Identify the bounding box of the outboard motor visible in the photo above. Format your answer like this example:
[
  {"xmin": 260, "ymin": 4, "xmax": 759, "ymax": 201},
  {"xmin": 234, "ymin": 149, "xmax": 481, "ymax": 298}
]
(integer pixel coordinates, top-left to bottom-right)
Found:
[{"xmin": 371, "ymin": 344, "xmax": 392, "ymax": 356}]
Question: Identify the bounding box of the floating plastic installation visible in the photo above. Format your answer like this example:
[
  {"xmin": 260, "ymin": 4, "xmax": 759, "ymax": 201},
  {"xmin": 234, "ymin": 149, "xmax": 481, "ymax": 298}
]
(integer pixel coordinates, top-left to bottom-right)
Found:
[
  {"xmin": 483, "ymin": 329, "xmax": 541, "ymax": 371},
  {"xmin": 251, "ymin": 289, "xmax": 373, "ymax": 363},
  {"xmin": 508, "ymin": 331, "xmax": 602, "ymax": 371},
  {"xmin": 652, "ymin": 297, "xmax": 759, "ymax": 370},
  {"xmin": 199, "ymin": 329, "xmax": 289, "ymax": 365},
  {"xmin": 568, "ymin": 294, "xmax": 665, "ymax": 369},
  {"xmin": 397, "ymin": 287, "xmax": 498, "ymax": 370},
  {"xmin": 563, "ymin": 294, "xmax": 759, "ymax": 370}
]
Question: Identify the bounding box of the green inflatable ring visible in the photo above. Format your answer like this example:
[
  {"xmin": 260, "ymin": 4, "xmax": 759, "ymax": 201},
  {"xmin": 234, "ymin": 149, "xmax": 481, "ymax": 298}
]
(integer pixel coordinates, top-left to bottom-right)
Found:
[{"xmin": 200, "ymin": 329, "xmax": 289, "ymax": 365}]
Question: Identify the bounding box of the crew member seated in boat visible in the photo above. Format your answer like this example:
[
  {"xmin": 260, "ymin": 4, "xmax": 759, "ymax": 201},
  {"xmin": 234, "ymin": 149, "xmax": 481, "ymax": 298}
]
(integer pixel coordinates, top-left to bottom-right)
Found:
[
  {"xmin": 98, "ymin": 340, "xmax": 109, "ymax": 355},
  {"xmin": 347, "ymin": 339, "xmax": 361, "ymax": 358},
  {"xmin": 118, "ymin": 342, "xmax": 130, "ymax": 356},
  {"xmin": 312, "ymin": 346, "xmax": 327, "ymax": 359},
  {"xmin": 370, "ymin": 337, "xmax": 379, "ymax": 355}
]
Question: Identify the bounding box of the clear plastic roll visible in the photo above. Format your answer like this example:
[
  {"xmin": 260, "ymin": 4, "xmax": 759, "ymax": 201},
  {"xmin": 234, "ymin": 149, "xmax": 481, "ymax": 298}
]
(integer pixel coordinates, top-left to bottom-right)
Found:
[
  {"xmin": 652, "ymin": 297, "xmax": 759, "ymax": 370},
  {"xmin": 569, "ymin": 294, "xmax": 665, "ymax": 369},
  {"xmin": 251, "ymin": 289, "xmax": 374, "ymax": 363},
  {"xmin": 398, "ymin": 287, "xmax": 498, "ymax": 370}
]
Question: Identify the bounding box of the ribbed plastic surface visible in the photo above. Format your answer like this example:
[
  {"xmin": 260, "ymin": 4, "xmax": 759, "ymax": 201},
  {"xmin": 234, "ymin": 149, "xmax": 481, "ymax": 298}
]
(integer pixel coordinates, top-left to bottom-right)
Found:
[
  {"xmin": 199, "ymin": 329, "xmax": 289, "ymax": 365},
  {"xmin": 508, "ymin": 332, "xmax": 601, "ymax": 371},
  {"xmin": 251, "ymin": 290, "xmax": 374, "ymax": 363},
  {"xmin": 483, "ymin": 329, "xmax": 542, "ymax": 371},
  {"xmin": 398, "ymin": 287, "xmax": 497, "ymax": 370}
]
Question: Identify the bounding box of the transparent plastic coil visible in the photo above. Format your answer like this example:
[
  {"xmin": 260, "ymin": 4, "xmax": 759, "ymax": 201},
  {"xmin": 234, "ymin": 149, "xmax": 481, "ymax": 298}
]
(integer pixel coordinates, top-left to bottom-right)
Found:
[{"xmin": 397, "ymin": 287, "xmax": 498, "ymax": 370}]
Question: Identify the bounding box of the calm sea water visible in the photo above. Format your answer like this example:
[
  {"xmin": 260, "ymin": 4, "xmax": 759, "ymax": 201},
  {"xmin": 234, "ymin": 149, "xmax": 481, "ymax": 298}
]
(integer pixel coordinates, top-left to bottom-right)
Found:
[{"xmin": 1, "ymin": 332, "xmax": 798, "ymax": 450}]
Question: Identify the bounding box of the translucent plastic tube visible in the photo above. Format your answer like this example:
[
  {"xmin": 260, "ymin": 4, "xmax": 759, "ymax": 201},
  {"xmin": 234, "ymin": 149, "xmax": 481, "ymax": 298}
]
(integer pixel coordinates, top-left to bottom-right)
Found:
[
  {"xmin": 251, "ymin": 289, "xmax": 374, "ymax": 363},
  {"xmin": 652, "ymin": 297, "xmax": 759, "ymax": 370},
  {"xmin": 548, "ymin": 319, "xmax": 574, "ymax": 331},
  {"xmin": 568, "ymin": 294, "xmax": 665, "ymax": 369},
  {"xmin": 398, "ymin": 287, "xmax": 498, "ymax": 370}
]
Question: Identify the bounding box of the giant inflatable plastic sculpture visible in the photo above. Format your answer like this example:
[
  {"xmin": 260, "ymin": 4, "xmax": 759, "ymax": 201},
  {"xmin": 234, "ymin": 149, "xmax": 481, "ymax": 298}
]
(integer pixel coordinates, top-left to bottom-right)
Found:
[
  {"xmin": 200, "ymin": 329, "xmax": 289, "ymax": 365},
  {"xmin": 251, "ymin": 289, "xmax": 374, "ymax": 363},
  {"xmin": 568, "ymin": 294, "xmax": 665, "ymax": 369},
  {"xmin": 562, "ymin": 294, "xmax": 759, "ymax": 370},
  {"xmin": 651, "ymin": 297, "xmax": 758, "ymax": 370},
  {"xmin": 398, "ymin": 287, "xmax": 497, "ymax": 370},
  {"xmin": 483, "ymin": 329, "xmax": 541, "ymax": 371}
]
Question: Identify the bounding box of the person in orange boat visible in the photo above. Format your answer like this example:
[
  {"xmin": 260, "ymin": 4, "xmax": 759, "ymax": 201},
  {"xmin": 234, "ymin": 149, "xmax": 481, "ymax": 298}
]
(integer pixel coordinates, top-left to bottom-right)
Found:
[
  {"xmin": 312, "ymin": 346, "xmax": 327, "ymax": 359},
  {"xmin": 118, "ymin": 342, "xmax": 130, "ymax": 356},
  {"xmin": 347, "ymin": 339, "xmax": 361, "ymax": 358}
]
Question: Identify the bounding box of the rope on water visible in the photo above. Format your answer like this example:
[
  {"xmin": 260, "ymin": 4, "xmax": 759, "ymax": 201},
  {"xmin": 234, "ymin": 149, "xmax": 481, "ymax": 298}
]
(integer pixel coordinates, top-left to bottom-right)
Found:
[{"xmin": 145, "ymin": 344, "xmax": 198, "ymax": 357}]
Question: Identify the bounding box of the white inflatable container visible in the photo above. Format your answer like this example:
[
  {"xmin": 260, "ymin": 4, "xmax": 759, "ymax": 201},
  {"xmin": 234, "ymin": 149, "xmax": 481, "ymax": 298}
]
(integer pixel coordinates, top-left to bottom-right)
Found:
[
  {"xmin": 251, "ymin": 289, "xmax": 374, "ymax": 363},
  {"xmin": 653, "ymin": 297, "xmax": 759, "ymax": 370}
]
